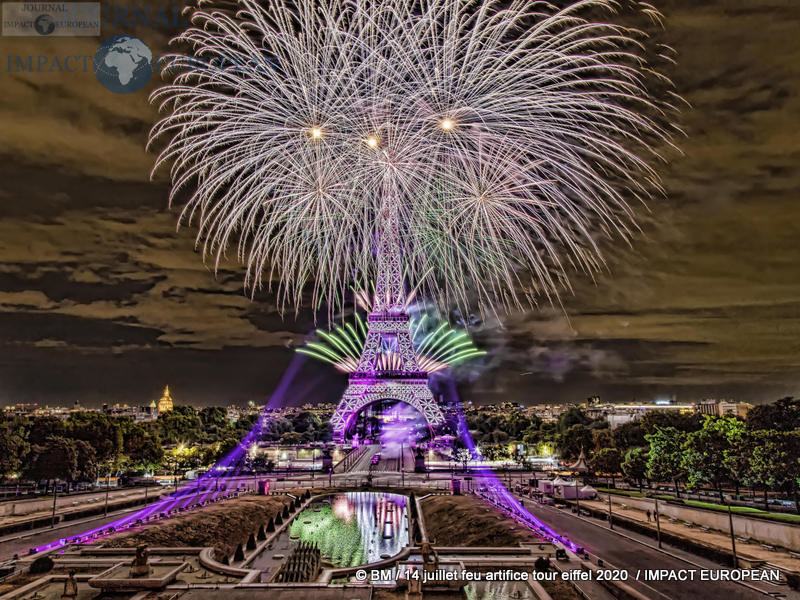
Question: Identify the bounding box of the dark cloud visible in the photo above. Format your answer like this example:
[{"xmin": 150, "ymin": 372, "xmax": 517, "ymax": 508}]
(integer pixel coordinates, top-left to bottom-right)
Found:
[
  {"xmin": 0, "ymin": 312, "xmax": 164, "ymax": 347},
  {"xmin": 0, "ymin": 268, "xmax": 165, "ymax": 303},
  {"xmin": 0, "ymin": 0, "xmax": 798, "ymax": 407}
]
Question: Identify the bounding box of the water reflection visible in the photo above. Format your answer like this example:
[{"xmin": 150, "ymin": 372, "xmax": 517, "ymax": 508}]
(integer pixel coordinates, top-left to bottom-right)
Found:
[{"xmin": 289, "ymin": 492, "xmax": 409, "ymax": 567}]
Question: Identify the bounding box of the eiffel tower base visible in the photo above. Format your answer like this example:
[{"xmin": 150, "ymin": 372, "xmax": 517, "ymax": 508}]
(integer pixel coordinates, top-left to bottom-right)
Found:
[{"xmin": 331, "ymin": 377, "xmax": 443, "ymax": 444}]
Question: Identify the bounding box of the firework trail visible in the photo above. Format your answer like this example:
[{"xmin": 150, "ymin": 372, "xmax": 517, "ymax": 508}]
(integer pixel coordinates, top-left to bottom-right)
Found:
[
  {"xmin": 297, "ymin": 311, "xmax": 486, "ymax": 373},
  {"xmin": 150, "ymin": 0, "xmax": 678, "ymax": 318}
]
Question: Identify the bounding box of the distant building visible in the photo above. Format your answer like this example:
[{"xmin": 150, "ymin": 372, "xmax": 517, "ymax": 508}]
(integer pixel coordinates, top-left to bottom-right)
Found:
[
  {"xmin": 587, "ymin": 401, "xmax": 695, "ymax": 429},
  {"xmin": 157, "ymin": 385, "xmax": 174, "ymax": 413},
  {"xmin": 696, "ymin": 399, "xmax": 752, "ymax": 418},
  {"xmin": 696, "ymin": 399, "xmax": 718, "ymax": 416},
  {"xmin": 719, "ymin": 401, "xmax": 752, "ymax": 418},
  {"xmin": 101, "ymin": 402, "xmax": 158, "ymax": 421}
]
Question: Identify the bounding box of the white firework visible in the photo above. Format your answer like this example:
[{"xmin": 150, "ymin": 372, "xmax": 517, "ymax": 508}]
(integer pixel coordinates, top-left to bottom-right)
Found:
[{"xmin": 150, "ymin": 0, "xmax": 678, "ymax": 317}]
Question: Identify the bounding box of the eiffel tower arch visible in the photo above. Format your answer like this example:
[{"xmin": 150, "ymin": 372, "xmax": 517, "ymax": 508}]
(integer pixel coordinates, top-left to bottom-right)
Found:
[
  {"xmin": 330, "ymin": 195, "xmax": 445, "ymax": 444},
  {"xmin": 330, "ymin": 313, "xmax": 445, "ymax": 443}
]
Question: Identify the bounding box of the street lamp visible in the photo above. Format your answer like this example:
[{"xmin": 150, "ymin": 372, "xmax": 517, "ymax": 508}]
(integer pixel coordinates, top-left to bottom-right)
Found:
[
  {"xmin": 51, "ymin": 480, "xmax": 58, "ymax": 528},
  {"xmin": 654, "ymin": 495, "xmax": 662, "ymax": 549},
  {"xmin": 727, "ymin": 501, "xmax": 739, "ymax": 569},
  {"xmin": 104, "ymin": 472, "xmax": 111, "ymax": 516}
]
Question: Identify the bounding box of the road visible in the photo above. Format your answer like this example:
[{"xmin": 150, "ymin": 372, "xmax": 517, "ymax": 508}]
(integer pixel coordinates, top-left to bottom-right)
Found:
[
  {"xmin": 0, "ymin": 504, "xmax": 156, "ymax": 561},
  {"xmin": 370, "ymin": 444, "xmax": 413, "ymax": 472},
  {"xmin": 345, "ymin": 444, "xmax": 382, "ymax": 472},
  {"xmin": 518, "ymin": 497, "xmax": 790, "ymax": 600},
  {"xmin": 343, "ymin": 444, "xmax": 413, "ymax": 473},
  {"xmin": 0, "ymin": 486, "xmax": 167, "ymax": 529}
]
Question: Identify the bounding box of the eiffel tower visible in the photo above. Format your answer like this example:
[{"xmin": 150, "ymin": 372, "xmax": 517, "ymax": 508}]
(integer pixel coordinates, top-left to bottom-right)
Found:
[{"xmin": 330, "ymin": 207, "xmax": 445, "ymax": 444}]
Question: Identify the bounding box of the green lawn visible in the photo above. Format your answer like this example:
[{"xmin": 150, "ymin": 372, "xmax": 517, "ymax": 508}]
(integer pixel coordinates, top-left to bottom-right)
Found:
[
  {"xmin": 683, "ymin": 500, "xmax": 800, "ymax": 524},
  {"xmin": 595, "ymin": 487, "xmax": 645, "ymax": 498},
  {"xmin": 596, "ymin": 488, "xmax": 800, "ymax": 524}
]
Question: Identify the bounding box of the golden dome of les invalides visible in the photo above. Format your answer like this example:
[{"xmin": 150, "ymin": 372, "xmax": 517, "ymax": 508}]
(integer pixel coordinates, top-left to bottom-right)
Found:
[{"xmin": 157, "ymin": 385, "xmax": 174, "ymax": 413}]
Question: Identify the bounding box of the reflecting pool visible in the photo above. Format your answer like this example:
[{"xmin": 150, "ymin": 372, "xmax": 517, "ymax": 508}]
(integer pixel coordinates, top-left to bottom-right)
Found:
[{"xmin": 288, "ymin": 491, "xmax": 409, "ymax": 567}]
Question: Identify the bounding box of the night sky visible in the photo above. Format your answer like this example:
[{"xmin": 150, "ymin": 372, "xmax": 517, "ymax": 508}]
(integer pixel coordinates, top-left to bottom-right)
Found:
[{"xmin": 0, "ymin": 1, "xmax": 798, "ymax": 408}]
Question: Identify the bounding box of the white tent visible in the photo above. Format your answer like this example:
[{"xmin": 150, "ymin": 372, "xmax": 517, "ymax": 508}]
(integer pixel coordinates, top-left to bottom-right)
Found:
[
  {"xmin": 559, "ymin": 482, "xmax": 595, "ymax": 500},
  {"xmin": 568, "ymin": 449, "xmax": 590, "ymax": 473}
]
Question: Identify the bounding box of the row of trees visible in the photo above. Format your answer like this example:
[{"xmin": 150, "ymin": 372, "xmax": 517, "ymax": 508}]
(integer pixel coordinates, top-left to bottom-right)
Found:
[
  {"xmin": 0, "ymin": 406, "xmax": 332, "ymax": 485},
  {"xmin": 462, "ymin": 398, "xmax": 800, "ymax": 511},
  {"xmin": 626, "ymin": 415, "xmax": 800, "ymax": 511}
]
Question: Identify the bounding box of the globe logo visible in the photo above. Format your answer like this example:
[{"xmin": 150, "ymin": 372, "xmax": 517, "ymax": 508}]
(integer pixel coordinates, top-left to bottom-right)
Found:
[
  {"xmin": 34, "ymin": 14, "xmax": 55, "ymax": 35},
  {"xmin": 94, "ymin": 35, "xmax": 153, "ymax": 94}
]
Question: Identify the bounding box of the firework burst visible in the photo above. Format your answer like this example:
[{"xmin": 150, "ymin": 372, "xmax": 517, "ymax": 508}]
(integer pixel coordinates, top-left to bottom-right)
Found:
[
  {"xmin": 150, "ymin": 0, "xmax": 678, "ymax": 316},
  {"xmin": 298, "ymin": 312, "xmax": 486, "ymax": 374}
]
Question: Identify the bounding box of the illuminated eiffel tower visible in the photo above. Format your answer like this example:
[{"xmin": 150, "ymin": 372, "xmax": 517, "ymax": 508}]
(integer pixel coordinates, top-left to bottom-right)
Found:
[{"xmin": 330, "ymin": 207, "xmax": 444, "ymax": 444}]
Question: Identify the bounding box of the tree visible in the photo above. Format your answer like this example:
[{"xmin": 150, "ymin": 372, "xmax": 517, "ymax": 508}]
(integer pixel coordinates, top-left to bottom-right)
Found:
[
  {"xmin": 645, "ymin": 427, "xmax": 686, "ymax": 497},
  {"xmin": 280, "ymin": 431, "xmax": 303, "ymax": 445},
  {"xmin": 314, "ymin": 419, "xmax": 332, "ymax": 442},
  {"xmin": 488, "ymin": 429, "xmax": 509, "ymax": 444},
  {"xmin": 522, "ymin": 425, "xmax": 546, "ymax": 447},
  {"xmin": 557, "ymin": 408, "xmax": 591, "ymax": 432},
  {"xmin": 622, "ymin": 447, "xmax": 648, "ymax": 490},
  {"xmin": 612, "ymin": 421, "xmax": 646, "ymax": 450},
  {"xmin": 479, "ymin": 444, "xmax": 510, "ymax": 462},
  {"xmin": 640, "ymin": 411, "xmax": 702, "ymax": 435},
  {"xmin": 25, "ymin": 437, "xmax": 79, "ymax": 484},
  {"xmin": 204, "ymin": 436, "xmax": 240, "ymax": 465},
  {"xmin": 590, "ymin": 448, "xmax": 622, "ymax": 486},
  {"xmin": 199, "ymin": 406, "xmax": 231, "ymax": 442},
  {"xmin": 234, "ymin": 413, "xmax": 259, "ymax": 438},
  {"xmin": 249, "ymin": 455, "xmax": 275, "ymax": 473},
  {"xmin": 66, "ymin": 412, "xmax": 122, "ymax": 467},
  {"xmin": 681, "ymin": 416, "xmax": 744, "ymax": 501},
  {"xmin": 505, "ymin": 411, "xmax": 536, "ymax": 440},
  {"xmin": 455, "ymin": 448, "xmax": 474, "ymax": 471},
  {"xmin": 722, "ymin": 423, "xmax": 751, "ymax": 498},
  {"xmin": 26, "ymin": 416, "xmax": 65, "ymax": 446},
  {"xmin": 123, "ymin": 423, "xmax": 164, "ymax": 472},
  {"xmin": 264, "ymin": 417, "xmax": 293, "ymax": 442},
  {"xmin": 555, "ymin": 424, "xmax": 593, "ymax": 461},
  {"xmin": 158, "ymin": 405, "xmax": 202, "ymax": 444},
  {"xmin": 74, "ymin": 440, "xmax": 98, "ymax": 483},
  {"xmin": 200, "ymin": 406, "xmax": 229, "ymax": 429},
  {"xmin": 592, "ymin": 428, "xmax": 614, "ymax": 452},
  {"xmin": 291, "ymin": 411, "xmax": 322, "ymax": 434},
  {"xmin": 0, "ymin": 423, "xmax": 29, "ymax": 479},
  {"xmin": 749, "ymin": 430, "xmax": 800, "ymax": 513},
  {"xmin": 747, "ymin": 397, "xmax": 800, "ymax": 432}
]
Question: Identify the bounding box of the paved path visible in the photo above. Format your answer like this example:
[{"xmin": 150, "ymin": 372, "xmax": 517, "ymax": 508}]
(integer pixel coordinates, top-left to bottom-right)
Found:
[
  {"xmin": 581, "ymin": 495, "xmax": 800, "ymax": 572},
  {"xmin": 0, "ymin": 487, "xmax": 166, "ymax": 530},
  {"xmin": 517, "ymin": 496, "xmax": 792, "ymax": 600},
  {"xmin": 345, "ymin": 444, "xmax": 381, "ymax": 473},
  {"xmin": 370, "ymin": 444, "xmax": 413, "ymax": 472},
  {"xmin": 0, "ymin": 505, "xmax": 152, "ymax": 561}
]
